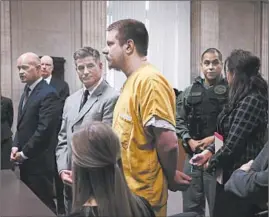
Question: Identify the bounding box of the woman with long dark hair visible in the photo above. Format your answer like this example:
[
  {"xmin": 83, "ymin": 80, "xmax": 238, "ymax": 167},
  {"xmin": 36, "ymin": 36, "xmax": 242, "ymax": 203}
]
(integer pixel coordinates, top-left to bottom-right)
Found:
[
  {"xmin": 69, "ymin": 122, "xmax": 155, "ymax": 217},
  {"xmin": 190, "ymin": 49, "xmax": 268, "ymax": 217}
]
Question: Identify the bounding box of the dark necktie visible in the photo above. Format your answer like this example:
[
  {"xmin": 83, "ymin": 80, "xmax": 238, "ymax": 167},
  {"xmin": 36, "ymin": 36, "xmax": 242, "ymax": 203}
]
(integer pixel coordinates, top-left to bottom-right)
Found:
[
  {"xmin": 79, "ymin": 90, "xmax": 89, "ymax": 111},
  {"xmin": 22, "ymin": 85, "xmax": 31, "ymax": 108}
]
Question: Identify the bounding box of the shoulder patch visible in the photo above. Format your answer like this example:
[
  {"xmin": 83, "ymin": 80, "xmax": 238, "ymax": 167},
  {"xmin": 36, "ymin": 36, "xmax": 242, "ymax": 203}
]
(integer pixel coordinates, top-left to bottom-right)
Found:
[{"xmin": 214, "ymin": 85, "xmax": 227, "ymax": 95}]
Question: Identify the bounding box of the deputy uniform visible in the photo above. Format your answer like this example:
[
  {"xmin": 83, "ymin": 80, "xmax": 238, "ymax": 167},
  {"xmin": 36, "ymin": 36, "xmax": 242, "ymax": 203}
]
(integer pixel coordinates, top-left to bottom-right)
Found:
[{"xmin": 176, "ymin": 76, "xmax": 228, "ymax": 217}]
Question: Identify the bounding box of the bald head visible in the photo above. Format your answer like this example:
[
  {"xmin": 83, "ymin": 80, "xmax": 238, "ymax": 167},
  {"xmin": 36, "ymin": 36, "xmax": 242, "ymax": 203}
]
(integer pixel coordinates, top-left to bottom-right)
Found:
[
  {"xmin": 18, "ymin": 52, "xmax": 41, "ymax": 66},
  {"xmin": 41, "ymin": 55, "xmax": 54, "ymax": 78},
  {"xmin": 17, "ymin": 52, "xmax": 41, "ymax": 85}
]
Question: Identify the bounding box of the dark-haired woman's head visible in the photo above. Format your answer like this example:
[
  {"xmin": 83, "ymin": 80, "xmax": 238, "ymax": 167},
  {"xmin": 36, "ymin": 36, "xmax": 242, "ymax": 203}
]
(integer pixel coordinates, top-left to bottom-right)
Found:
[
  {"xmin": 72, "ymin": 121, "xmax": 120, "ymax": 168},
  {"xmin": 71, "ymin": 122, "xmax": 150, "ymax": 217},
  {"xmin": 224, "ymin": 49, "xmax": 267, "ymax": 106}
]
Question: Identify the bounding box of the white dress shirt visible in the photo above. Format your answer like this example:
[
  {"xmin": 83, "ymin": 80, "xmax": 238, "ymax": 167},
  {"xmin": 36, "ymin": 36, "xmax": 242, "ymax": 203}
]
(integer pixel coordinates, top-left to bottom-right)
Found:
[{"xmin": 44, "ymin": 75, "xmax": 52, "ymax": 85}]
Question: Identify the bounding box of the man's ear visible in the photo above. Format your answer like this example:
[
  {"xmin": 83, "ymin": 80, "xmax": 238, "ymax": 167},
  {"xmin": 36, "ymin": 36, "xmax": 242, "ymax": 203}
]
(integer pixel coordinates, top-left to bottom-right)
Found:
[{"xmin": 125, "ymin": 39, "xmax": 135, "ymax": 54}]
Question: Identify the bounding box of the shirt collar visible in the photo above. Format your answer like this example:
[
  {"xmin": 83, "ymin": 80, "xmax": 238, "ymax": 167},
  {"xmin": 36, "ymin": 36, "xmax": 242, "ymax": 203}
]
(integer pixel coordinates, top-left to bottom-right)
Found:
[
  {"xmin": 44, "ymin": 75, "xmax": 52, "ymax": 84},
  {"xmin": 83, "ymin": 77, "xmax": 103, "ymax": 95},
  {"xmin": 28, "ymin": 77, "xmax": 43, "ymax": 92}
]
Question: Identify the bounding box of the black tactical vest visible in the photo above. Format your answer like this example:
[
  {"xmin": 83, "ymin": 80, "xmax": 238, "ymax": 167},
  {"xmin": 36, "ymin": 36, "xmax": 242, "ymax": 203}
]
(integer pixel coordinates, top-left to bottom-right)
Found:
[{"xmin": 186, "ymin": 78, "xmax": 228, "ymax": 140}]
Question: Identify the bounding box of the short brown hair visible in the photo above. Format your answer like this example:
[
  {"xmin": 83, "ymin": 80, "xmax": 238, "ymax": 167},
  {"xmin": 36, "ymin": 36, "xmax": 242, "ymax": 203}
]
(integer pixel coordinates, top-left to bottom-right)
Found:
[{"xmin": 107, "ymin": 19, "xmax": 148, "ymax": 56}]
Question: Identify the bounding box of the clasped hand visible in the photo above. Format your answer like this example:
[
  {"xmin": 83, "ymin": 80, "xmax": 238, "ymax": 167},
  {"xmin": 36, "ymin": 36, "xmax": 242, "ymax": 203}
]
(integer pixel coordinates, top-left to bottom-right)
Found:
[
  {"xmin": 10, "ymin": 147, "xmax": 24, "ymax": 163},
  {"xmin": 60, "ymin": 170, "xmax": 73, "ymax": 186}
]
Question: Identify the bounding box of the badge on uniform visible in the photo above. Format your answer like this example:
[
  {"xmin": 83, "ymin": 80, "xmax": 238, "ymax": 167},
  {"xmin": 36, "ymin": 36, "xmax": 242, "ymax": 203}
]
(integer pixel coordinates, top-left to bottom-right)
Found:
[{"xmin": 214, "ymin": 85, "xmax": 227, "ymax": 95}]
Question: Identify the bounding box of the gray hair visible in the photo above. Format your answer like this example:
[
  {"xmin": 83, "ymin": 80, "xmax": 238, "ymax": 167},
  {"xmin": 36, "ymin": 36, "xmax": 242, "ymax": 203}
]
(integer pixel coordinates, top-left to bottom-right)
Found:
[{"xmin": 73, "ymin": 46, "xmax": 100, "ymax": 62}]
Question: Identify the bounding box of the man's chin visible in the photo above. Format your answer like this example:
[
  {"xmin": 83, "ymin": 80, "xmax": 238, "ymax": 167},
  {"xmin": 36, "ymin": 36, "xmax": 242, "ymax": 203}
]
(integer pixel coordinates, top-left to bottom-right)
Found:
[
  {"xmin": 108, "ymin": 65, "xmax": 121, "ymax": 71},
  {"xmin": 108, "ymin": 64, "xmax": 114, "ymax": 70},
  {"xmin": 206, "ymin": 74, "xmax": 220, "ymax": 81}
]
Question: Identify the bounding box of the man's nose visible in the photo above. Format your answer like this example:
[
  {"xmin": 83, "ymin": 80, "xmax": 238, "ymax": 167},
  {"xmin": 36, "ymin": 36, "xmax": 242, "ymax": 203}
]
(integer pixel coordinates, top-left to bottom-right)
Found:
[
  {"xmin": 83, "ymin": 67, "xmax": 90, "ymax": 74},
  {"xmin": 19, "ymin": 68, "xmax": 24, "ymax": 74},
  {"xmin": 102, "ymin": 47, "xmax": 108, "ymax": 54}
]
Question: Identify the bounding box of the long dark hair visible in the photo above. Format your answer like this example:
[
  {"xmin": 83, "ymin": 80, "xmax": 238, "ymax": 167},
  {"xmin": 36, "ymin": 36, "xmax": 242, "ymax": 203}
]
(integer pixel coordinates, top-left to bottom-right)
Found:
[
  {"xmin": 71, "ymin": 122, "xmax": 151, "ymax": 217},
  {"xmin": 224, "ymin": 49, "xmax": 268, "ymax": 108}
]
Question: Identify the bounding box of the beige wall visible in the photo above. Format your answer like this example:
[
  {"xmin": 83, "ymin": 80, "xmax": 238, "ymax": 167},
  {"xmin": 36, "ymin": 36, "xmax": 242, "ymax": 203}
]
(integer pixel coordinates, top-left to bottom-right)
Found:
[
  {"xmin": 10, "ymin": 0, "xmax": 82, "ymax": 94},
  {"xmin": 191, "ymin": 1, "xmax": 268, "ymax": 81}
]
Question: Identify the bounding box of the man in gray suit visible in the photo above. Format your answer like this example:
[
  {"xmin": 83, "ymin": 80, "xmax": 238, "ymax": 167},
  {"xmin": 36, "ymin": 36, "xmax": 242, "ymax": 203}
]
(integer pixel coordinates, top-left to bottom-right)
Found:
[{"xmin": 56, "ymin": 46, "xmax": 119, "ymax": 215}]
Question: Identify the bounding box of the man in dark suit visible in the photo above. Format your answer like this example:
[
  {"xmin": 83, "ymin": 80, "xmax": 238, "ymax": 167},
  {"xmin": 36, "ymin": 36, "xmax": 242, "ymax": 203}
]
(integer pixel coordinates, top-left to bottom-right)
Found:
[
  {"xmin": 41, "ymin": 55, "xmax": 69, "ymax": 215},
  {"xmin": 1, "ymin": 96, "xmax": 13, "ymax": 170},
  {"xmin": 41, "ymin": 55, "xmax": 69, "ymax": 105},
  {"xmin": 10, "ymin": 52, "xmax": 61, "ymax": 214}
]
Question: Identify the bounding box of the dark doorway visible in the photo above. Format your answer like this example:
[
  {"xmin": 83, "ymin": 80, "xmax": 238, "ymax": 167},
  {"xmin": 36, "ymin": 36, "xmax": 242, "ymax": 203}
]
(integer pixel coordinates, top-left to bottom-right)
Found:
[{"xmin": 40, "ymin": 56, "xmax": 66, "ymax": 81}]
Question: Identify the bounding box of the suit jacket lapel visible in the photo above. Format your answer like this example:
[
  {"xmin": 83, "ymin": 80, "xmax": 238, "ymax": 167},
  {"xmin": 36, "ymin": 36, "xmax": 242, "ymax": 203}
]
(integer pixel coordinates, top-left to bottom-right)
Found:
[
  {"xmin": 49, "ymin": 77, "xmax": 55, "ymax": 86},
  {"xmin": 17, "ymin": 80, "xmax": 44, "ymax": 126},
  {"xmin": 73, "ymin": 89, "xmax": 83, "ymax": 117},
  {"xmin": 18, "ymin": 92, "xmax": 25, "ymax": 119},
  {"xmin": 73, "ymin": 80, "xmax": 107, "ymax": 125}
]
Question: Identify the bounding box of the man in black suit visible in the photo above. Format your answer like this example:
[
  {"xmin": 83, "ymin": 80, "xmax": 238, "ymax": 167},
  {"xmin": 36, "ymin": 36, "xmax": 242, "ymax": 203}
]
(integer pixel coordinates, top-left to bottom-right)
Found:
[
  {"xmin": 1, "ymin": 96, "xmax": 13, "ymax": 170},
  {"xmin": 41, "ymin": 55, "xmax": 69, "ymax": 215},
  {"xmin": 41, "ymin": 55, "xmax": 69, "ymax": 105},
  {"xmin": 10, "ymin": 52, "xmax": 61, "ymax": 214}
]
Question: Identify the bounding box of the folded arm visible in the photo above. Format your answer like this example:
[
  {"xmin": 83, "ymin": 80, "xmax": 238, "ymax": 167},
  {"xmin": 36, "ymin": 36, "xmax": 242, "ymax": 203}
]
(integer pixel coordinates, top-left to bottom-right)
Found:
[{"xmin": 225, "ymin": 168, "xmax": 268, "ymax": 200}]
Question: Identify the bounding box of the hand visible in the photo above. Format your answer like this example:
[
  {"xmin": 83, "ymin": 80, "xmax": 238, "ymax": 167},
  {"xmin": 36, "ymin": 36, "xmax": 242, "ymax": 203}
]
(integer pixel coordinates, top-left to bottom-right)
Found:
[
  {"xmin": 10, "ymin": 147, "xmax": 18, "ymax": 162},
  {"xmin": 168, "ymin": 170, "xmax": 192, "ymax": 192},
  {"xmin": 14, "ymin": 152, "xmax": 25, "ymax": 163},
  {"xmin": 199, "ymin": 136, "xmax": 214, "ymax": 148},
  {"xmin": 240, "ymin": 160, "xmax": 254, "ymax": 172},
  {"xmin": 174, "ymin": 170, "xmax": 192, "ymax": 185},
  {"xmin": 188, "ymin": 139, "xmax": 202, "ymax": 152},
  {"xmin": 60, "ymin": 170, "xmax": 73, "ymax": 185},
  {"xmin": 190, "ymin": 150, "xmax": 212, "ymax": 166}
]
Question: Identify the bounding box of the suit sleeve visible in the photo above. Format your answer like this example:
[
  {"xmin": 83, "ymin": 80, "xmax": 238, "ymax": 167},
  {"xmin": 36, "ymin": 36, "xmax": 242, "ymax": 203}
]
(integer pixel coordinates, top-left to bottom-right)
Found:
[
  {"xmin": 7, "ymin": 98, "xmax": 14, "ymax": 128},
  {"xmin": 176, "ymin": 87, "xmax": 191, "ymax": 142},
  {"xmin": 22, "ymin": 92, "xmax": 61, "ymax": 158},
  {"xmin": 59, "ymin": 82, "xmax": 70, "ymax": 102},
  {"xmin": 102, "ymin": 93, "xmax": 119, "ymax": 126},
  {"xmin": 224, "ymin": 169, "xmax": 268, "ymax": 200},
  {"xmin": 224, "ymin": 142, "xmax": 268, "ymax": 201},
  {"xmin": 55, "ymin": 97, "xmax": 69, "ymax": 173}
]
